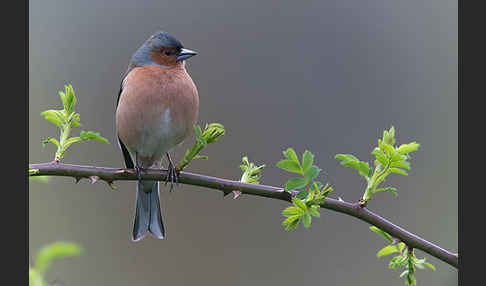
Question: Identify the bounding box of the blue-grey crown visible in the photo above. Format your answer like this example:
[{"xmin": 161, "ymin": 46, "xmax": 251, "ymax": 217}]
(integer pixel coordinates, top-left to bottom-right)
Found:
[
  {"xmin": 130, "ymin": 31, "xmax": 184, "ymax": 67},
  {"xmin": 150, "ymin": 31, "xmax": 183, "ymax": 49}
]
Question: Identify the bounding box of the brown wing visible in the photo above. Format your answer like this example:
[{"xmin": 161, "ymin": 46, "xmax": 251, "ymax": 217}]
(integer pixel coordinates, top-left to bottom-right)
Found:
[{"xmin": 117, "ymin": 70, "xmax": 135, "ymax": 169}]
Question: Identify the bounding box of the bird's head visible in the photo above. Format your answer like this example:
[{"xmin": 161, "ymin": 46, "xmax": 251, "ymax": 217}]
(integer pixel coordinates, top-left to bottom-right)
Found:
[{"xmin": 131, "ymin": 31, "xmax": 198, "ymax": 68}]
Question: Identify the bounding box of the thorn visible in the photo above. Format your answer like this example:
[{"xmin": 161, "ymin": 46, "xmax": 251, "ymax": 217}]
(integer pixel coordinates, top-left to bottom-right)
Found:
[
  {"xmin": 74, "ymin": 177, "xmax": 81, "ymax": 184},
  {"xmin": 232, "ymin": 190, "xmax": 242, "ymax": 199},
  {"xmin": 338, "ymin": 197, "xmax": 344, "ymax": 202},
  {"xmin": 89, "ymin": 176, "xmax": 100, "ymax": 184}
]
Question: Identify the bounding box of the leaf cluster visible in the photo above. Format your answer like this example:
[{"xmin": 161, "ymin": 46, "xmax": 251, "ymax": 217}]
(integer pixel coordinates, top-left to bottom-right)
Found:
[
  {"xmin": 239, "ymin": 156, "xmax": 265, "ymax": 184},
  {"xmin": 29, "ymin": 241, "xmax": 83, "ymax": 286},
  {"xmin": 277, "ymin": 148, "xmax": 333, "ymax": 230},
  {"xmin": 40, "ymin": 84, "xmax": 109, "ymax": 162},
  {"xmin": 277, "ymin": 148, "xmax": 321, "ymax": 192},
  {"xmin": 177, "ymin": 123, "xmax": 225, "ymax": 170},
  {"xmin": 335, "ymin": 126, "xmax": 420, "ymax": 203},
  {"xmin": 281, "ymin": 182, "xmax": 333, "ymax": 230},
  {"xmin": 370, "ymin": 226, "xmax": 435, "ymax": 286}
]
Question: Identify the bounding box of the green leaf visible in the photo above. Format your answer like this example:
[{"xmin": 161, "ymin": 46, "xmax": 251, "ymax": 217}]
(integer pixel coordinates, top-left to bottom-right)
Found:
[
  {"xmin": 389, "ymin": 256, "xmax": 401, "ymax": 269},
  {"xmin": 414, "ymin": 262, "xmax": 425, "ymax": 269},
  {"xmin": 377, "ymin": 245, "xmax": 399, "ymax": 257},
  {"xmin": 383, "ymin": 126, "xmax": 396, "ymax": 145},
  {"xmin": 59, "ymin": 84, "xmax": 77, "ymax": 114},
  {"xmin": 357, "ymin": 161, "xmax": 371, "ymax": 178},
  {"xmin": 390, "ymin": 150, "xmax": 405, "ymax": 162},
  {"xmin": 284, "ymin": 178, "xmax": 307, "ymax": 192},
  {"xmin": 397, "ymin": 242, "xmax": 406, "ymax": 252},
  {"xmin": 339, "ymin": 160, "xmax": 370, "ymax": 179},
  {"xmin": 283, "ymin": 148, "xmax": 300, "ymax": 164},
  {"xmin": 369, "ymin": 226, "xmax": 393, "ymax": 243},
  {"xmin": 302, "ymin": 150, "xmax": 314, "ymax": 173},
  {"xmin": 285, "ymin": 217, "xmax": 300, "ymax": 230},
  {"xmin": 374, "ymin": 171, "xmax": 390, "ymax": 186},
  {"xmin": 372, "ymin": 148, "xmax": 388, "ymax": 166},
  {"xmin": 375, "ymin": 187, "xmax": 398, "ymax": 197},
  {"xmin": 400, "ymin": 270, "xmax": 409, "ymax": 278},
  {"xmin": 378, "ymin": 138, "xmax": 384, "ymax": 151},
  {"xmin": 389, "ymin": 255, "xmax": 408, "ymax": 269},
  {"xmin": 202, "ymin": 123, "xmax": 225, "ymax": 144},
  {"xmin": 304, "ymin": 165, "xmax": 321, "ymax": 182},
  {"xmin": 42, "ymin": 138, "xmax": 60, "ymax": 148},
  {"xmin": 282, "ymin": 206, "xmax": 304, "ymax": 217},
  {"xmin": 302, "ymin": 212, "xmax": 311, "ymax": 228},
  {"xmin": 423, "ymin": 262, "xmax": 436, "ymax": 271},
  {"xmin": 321, "ymin": 187, "xmax": 333, "ymax": 199},
  {"xmin": 40, "ymin": 110, "xmax": 66, "ymax": 128},
  {"xmin": 396, "ymin": 142, "xmax": 420, "ymax": 155},
  {"xmin": 335, "ymin": 154, "xmax": 359, "ymax": 162},
  {"xmin": 397, "ymin": 255, "xmax": 408, "ymax": 266},
  {"xmin": 79, "ymin": 130, "xmax": 110, "ymax": 144},
  {"xmin": 306, "ymin": 188, "xmax": 315, "ymax": 202},
  {"xmin": 194, "ymin": 125, "xmax": 203, "ymax": 140},
  {"xmin": 312, "ymin": 181, "xmax": 324, "ymax": 192},
  {"xmin": 282, "ymin": 215, "xmax": 300, "ymax": 226},
  {"xmin": 249, "ymin": 164, "xmax": 265, "ymax": 176},
  {"xmin": 240, "ymin": 157, "xmax": 265, "ymax": 184},
  {"xmin": 276, "ymin": 159, "xmax": 302, "ymax": 174},
  {"xmin": 389, "ymin": 168, "xmax": 408, "ymax": 176},
  {"xmin": 68, "ymin": 112, "xmax": 81, "ymax": 127},
  {"xmin": 382, "ymin": 143, "xmax": 396, "ymax": 157},
  {"xmin": 292, "ymin": 197, "xmax": 307, "ymax": 211},
  {"xmin": 309, "ymin": 206, "xmax": 320, "ymax": 217},
  {"xmin": 390, "ymin": 160, "xmax": 410, "ymax": 170},
  {"xmin": 296, "ymin": 189, "xmax": 308, "ymax": 200},
  {"xmin": 34, "ymin": 242, "xmax": 82, "ymax": 274},
  {"xmin": 63, "ymin": 136, "xmax": 82, "ymax": 149},
  {"xmin": 193, "ymin": 155, "xmax": 208, "ymax": 160}
]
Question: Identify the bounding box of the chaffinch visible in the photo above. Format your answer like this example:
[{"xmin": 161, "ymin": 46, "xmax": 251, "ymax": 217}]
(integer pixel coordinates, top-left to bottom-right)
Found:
[{"xmin": 116, "ymin": 31, "xmax": 199, "ymax": 241}]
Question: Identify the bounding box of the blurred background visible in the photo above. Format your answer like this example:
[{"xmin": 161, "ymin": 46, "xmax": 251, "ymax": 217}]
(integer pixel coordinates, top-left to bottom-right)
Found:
[{"xmin": 29, "ymin": 0, "xmax": 457, "ymax": 285}]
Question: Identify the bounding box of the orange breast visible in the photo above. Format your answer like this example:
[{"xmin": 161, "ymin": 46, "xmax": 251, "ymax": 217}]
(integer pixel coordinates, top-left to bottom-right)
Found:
[{"xmin": 116, "ymin": 65, "xmax": 199, "ymax": 162}]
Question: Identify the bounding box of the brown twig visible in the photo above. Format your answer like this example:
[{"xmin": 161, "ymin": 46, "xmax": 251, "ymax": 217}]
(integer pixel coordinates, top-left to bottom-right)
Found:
[{"xmin": 29, "ymin": 162, "xmax": 458, "ymax": 268}]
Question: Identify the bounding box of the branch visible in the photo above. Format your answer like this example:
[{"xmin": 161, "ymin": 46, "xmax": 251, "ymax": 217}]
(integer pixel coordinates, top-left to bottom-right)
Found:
[{"xmin": 29, "ymin": 162, "xmax": 458, "ymax": 268}]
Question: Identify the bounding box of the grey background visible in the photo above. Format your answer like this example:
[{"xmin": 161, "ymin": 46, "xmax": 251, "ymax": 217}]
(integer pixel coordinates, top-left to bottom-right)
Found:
[{"xmin": 29, "ymin": 0, "xmax": 457, "ymax": 285}]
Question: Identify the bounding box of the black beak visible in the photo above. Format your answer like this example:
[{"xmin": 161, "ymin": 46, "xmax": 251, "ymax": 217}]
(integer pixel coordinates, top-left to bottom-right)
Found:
[{"xmin": 177, "ymin": 48, "xmax": 198, "ymax": 61}]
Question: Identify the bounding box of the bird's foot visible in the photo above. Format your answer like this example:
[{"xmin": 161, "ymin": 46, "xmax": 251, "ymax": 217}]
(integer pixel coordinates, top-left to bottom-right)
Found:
[
  {"xmin": 134, "ymin": 165, "xmax": 144, "ymax": 181},
  {"xmin": 165, "ymin": 154, "xmax": 179, "ymax": 192}
]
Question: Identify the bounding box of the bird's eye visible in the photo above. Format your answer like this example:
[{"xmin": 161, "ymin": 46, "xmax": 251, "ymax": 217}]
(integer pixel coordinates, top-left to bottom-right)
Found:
[{"xmin": 164, "ymin": 50, "xmax": 173, "ymax": 56}]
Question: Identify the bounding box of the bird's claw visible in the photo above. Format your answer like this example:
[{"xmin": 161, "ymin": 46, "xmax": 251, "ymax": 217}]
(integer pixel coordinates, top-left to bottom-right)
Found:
[
  {"xmin": 134, "ymin": 165, "xmax": 143, "ymax": 181},
  {"xmin": 165, "ymin": 160, "xmax": 179, "ymax": 192}
]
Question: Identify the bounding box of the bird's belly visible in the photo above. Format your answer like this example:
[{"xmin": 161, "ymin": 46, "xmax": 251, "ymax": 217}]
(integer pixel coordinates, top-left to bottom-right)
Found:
[{"xmin": 135, "ymin": 108, "xmax": 186, "ymax": 162}]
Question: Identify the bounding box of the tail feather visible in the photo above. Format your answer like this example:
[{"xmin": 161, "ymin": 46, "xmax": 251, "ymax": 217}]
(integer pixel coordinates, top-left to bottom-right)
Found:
[{"xmin": 132, "ymin": 181, "xmax": 165, "ymax": 241}]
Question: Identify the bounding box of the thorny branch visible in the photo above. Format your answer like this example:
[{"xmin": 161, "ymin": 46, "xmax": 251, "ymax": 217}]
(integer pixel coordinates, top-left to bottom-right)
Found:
[{"xmin": 29, "ymin": 162, "xmax": 458, "ymax": 268}]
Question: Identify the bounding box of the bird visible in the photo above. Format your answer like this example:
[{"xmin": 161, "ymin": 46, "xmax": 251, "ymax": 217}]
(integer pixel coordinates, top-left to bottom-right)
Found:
[{"xmin": 115, "ymin": 31, "xmax": 199, "ymax": 241}]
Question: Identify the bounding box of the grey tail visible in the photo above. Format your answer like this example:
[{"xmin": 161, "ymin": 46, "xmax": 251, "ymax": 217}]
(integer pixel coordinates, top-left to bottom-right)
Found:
[{"xmin": 132, "ymin": 180, "xmax": 165, "ymax": 241}]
